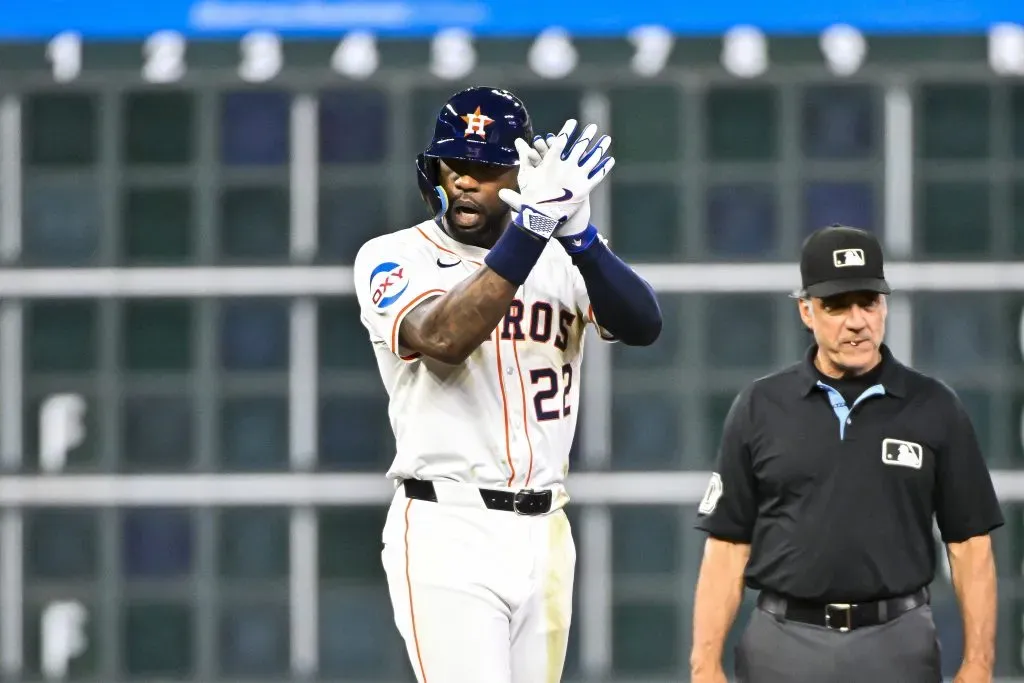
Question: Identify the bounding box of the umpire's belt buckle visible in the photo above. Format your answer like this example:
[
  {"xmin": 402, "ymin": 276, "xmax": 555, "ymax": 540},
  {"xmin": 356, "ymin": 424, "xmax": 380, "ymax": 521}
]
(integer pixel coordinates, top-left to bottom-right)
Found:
[
  {"xmin": 825, "ymin": 603, "xmax": 852, "ymax": 632},
  {"xmin": 512, "ymin": 488, "xmax": 551, "ymax": 516}
]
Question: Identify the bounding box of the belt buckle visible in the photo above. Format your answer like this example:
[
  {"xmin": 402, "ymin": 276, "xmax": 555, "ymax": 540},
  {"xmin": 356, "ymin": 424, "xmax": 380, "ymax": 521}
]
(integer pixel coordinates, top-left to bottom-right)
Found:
[
  {"xmin": 825, "ymin": 603, "xmax": 852, "ymax": 632},
  {"xmin": 512, "ymin": 488, "xmax": 550, "ymax": 516},
  {"xmin": 513, "ymin": 488, "xmax": 535, "ymax": 515}
]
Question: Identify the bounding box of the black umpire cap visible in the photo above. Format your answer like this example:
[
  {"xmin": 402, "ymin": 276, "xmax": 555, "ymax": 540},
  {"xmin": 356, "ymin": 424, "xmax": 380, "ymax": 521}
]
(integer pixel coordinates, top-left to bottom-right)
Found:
[{"xmin": 797, "ymin": 224, "xmax": 892, "ymax": 298}]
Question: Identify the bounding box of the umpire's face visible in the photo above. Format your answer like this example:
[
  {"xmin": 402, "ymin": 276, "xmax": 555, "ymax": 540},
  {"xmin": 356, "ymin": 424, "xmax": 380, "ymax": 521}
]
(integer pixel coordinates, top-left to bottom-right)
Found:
[
  {"xmin": 438, "ymin": 158, "xmax": 519, "ymax": 248},
  {"xmin": 798, "ymin": 291, "xmax": 887, "ymax": 377}
]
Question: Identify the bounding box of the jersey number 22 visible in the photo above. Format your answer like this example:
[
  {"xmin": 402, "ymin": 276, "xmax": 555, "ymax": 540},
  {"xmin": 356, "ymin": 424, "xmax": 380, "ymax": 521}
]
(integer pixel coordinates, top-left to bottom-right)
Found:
[{"xmin": 530, "ymin": 364, "xmax": 573, "ymax": 421}]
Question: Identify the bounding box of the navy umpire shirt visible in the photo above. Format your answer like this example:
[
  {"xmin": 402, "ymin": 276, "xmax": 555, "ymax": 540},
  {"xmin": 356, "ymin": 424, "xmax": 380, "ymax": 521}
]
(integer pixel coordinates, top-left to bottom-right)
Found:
[{"xmin": 695, "ymin": 343, "xmax": 1004, "ymax": 603}]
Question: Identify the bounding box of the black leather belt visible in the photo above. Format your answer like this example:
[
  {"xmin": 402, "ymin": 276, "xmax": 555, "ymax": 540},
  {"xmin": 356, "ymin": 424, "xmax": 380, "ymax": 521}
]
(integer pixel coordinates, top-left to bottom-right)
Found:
[
  {"xmin": 757, "ymin": 587, "xmax": 929, "ymax": 632},
  {"xmin": 402, "ymin": 479, "xmax": 553, "ymax": 516}
]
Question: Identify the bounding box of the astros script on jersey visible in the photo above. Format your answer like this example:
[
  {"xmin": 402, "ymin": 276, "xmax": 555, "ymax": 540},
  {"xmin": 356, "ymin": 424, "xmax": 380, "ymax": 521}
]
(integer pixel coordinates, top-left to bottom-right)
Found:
[{"xmin": 354, "ymin": 216, "xmax": 614, "ymax": 502}]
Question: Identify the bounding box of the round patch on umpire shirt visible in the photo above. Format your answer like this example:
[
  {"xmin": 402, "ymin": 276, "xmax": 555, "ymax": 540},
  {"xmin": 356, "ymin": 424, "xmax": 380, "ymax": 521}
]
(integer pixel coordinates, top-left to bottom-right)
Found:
[{"xmin": 698, "ymin": 472, "xmax": 723, "ymax": 515}]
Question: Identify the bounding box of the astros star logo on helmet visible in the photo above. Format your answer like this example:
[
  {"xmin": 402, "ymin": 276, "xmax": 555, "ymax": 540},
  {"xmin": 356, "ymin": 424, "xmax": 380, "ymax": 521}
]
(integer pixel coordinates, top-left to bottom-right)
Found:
[{"xmin": 460, "ymin": 106, "xmax": 494, "ymax": 138}]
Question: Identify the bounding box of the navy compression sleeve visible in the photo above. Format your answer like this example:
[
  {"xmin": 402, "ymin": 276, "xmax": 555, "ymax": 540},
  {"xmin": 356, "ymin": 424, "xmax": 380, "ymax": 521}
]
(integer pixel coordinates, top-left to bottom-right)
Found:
[{"xmin": 560, "ymin": 226, "xmax": 662, "ymax": 346}]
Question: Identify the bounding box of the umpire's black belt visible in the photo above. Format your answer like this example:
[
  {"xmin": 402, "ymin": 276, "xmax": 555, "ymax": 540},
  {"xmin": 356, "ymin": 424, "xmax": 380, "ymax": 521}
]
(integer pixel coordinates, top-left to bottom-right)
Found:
[
  {"xmin": 757, "ymin": 587, "xmax": 929, "ymax": 632},
  {"xmin": 402, "ymin": 479, "xmax": 553, "ymax": 516}
]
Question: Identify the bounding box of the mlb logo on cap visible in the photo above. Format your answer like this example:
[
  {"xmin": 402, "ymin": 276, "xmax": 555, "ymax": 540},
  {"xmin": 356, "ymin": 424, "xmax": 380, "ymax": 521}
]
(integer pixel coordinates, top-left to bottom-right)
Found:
[
  {"xmin": 797, "ymin": 224, "xmax": 892, "ymax": 298},
  {"xmin": 833, "ymin": 248, "xmax": 865, "ymax": 268}
]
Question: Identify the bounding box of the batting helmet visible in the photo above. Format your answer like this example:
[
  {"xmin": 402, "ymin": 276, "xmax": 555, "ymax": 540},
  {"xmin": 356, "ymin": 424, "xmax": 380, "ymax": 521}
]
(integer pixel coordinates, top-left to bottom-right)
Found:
[{"xmin": 415, "ymin": 86, "xmax": 534, "ymax": 225}]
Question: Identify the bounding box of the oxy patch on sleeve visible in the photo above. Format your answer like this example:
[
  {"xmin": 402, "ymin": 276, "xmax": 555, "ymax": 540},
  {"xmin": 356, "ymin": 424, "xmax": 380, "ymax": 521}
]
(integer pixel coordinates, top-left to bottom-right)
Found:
[{"xmin": 369, "ymin": 261, "xmax": 411, "ymax": 310}]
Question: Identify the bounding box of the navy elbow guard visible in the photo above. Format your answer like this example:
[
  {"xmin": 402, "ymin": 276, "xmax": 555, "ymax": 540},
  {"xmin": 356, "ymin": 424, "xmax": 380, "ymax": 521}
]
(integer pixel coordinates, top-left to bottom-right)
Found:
[{"xmin": 569, "ymin": 233, "xmax": 662, "ymax": 345}]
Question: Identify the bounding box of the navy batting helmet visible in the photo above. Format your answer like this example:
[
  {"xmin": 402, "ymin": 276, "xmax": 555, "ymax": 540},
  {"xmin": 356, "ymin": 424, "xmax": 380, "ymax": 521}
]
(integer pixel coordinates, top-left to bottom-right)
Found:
[{"xmin": 415, "ymin": 86, "xmax": 534, "ymax": 225}]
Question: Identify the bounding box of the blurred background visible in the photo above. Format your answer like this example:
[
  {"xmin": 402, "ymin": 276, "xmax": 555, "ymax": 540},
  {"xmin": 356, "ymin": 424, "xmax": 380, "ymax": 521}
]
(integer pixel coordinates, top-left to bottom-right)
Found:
[{"xmin": 0, "ymin": 0, "xmax": 1023, "ymax": 682}]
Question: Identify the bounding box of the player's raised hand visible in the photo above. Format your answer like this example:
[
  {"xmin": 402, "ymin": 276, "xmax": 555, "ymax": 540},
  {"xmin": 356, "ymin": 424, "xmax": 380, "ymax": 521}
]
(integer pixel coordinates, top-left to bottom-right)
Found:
[
  {"xmin": 531, "ymin": 133, "xmax": 551, "ymax": 157},
  {"xmin": 500, "ymin": 119, "xmax": 614, "ymax": 239},
  {"xmin": 510, "ymin": 133, "xmax": 555, "ymax": 214},
  {"xmin": 509, "ymin": 133, "xmax": 556, "ymax": 229},
  {"xmin": 534, "ymin": 130, "xmax": 597, "ymax": 238},
  {"xmin": 512, "ymin": 136, "xmax": 545, "ymax": 209}
]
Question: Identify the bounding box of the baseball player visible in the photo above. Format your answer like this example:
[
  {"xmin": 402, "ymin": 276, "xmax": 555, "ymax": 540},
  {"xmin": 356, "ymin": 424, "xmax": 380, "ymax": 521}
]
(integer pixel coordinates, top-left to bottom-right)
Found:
[{"xmin": 353, "ymin": 86, "xmax": 662, "ymax": 683}]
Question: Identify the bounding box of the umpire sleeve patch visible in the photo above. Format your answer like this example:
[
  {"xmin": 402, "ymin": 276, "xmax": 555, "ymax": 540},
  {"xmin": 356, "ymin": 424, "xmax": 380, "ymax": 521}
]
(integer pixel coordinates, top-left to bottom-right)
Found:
[
  {"xmin": 369, "ymin": 261, "xmax": 411, "ymax": 310},
  {"xmin": 698, "ymin": 472, "xmax": 723, "ymax": 515}
]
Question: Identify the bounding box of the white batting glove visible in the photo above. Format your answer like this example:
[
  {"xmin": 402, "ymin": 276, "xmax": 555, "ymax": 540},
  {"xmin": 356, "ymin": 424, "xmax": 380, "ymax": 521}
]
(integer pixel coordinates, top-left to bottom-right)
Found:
[
  {"xmin": 500, "ymin": 119, "xmax": 615, "ymax": 240},
  {"xmin": 514, "ymin": 136, "xmax": 546, "ymax": 195},
  {"xmin": 508, "ymin": 135, "xmax": 550, "ymax": 228},
  {"xmin": 528, "ymin": 133, "xmax": 593, "ymax": 238}
]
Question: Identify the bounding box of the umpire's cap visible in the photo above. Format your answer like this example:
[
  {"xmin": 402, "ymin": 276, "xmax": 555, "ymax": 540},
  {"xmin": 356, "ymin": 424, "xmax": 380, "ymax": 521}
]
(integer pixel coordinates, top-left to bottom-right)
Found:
[
  {"xmin": 415, "ymin": 86, "xmax": 534, "ymax": 225},
  {"xmin": 797, "ymin": 224, "xmax": 892, "ymax": 298}
]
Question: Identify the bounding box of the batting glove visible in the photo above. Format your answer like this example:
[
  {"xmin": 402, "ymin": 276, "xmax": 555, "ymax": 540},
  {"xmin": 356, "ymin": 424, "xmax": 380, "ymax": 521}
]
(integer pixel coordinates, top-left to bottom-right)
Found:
[
  {"xmin": 514, "ymin": 136, "xmax": 547, "ymax": 195},
  {"xmin": 529, "ymin": 133, "xmax": 595, "ymax": 240},
  {"xmin": 508, "ymin": 134, "xmax": 551, "ymax": 228},
  {"xmin": 500, "ymin": 119, "xmax": 615, "ymax": 240}
]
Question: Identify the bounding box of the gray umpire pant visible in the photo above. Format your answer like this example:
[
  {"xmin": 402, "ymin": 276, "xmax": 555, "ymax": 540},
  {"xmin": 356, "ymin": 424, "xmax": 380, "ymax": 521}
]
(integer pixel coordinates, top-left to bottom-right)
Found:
[{"xmin": 735, "ymin": 603, "xmax": 942, "ymax": 683}]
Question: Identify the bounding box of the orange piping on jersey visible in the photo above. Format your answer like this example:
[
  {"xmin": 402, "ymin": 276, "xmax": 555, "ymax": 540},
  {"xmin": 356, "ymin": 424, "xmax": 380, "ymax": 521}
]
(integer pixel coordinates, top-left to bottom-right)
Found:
[
  {"xmin": 493, "ymin": 330, "xmax": 516, "ymax": 487},
  {"xmin": 390, "ymin": 288, "xmax": 447, "ymax": 355},
  {"xmin": 416, "ymin": 227, "xmax": 482, "ymax": 266},
  {"xmin": 404, "ymin": 500, "xmax": 429, "ymax": 683},
  {"xmin": 587, "ymin": 304, "xmax": 596, "ymax": 324},
  {"xmin": 512, "ymin": 336, "xmax": 536, "ymax": 487}
]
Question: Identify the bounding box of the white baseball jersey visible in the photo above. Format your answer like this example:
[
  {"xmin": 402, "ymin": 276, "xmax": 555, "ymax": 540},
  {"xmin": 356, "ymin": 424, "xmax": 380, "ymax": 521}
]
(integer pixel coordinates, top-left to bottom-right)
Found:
[{"xmin": 353, "ymin": 219, "xmax": 613, "ymax": 495}]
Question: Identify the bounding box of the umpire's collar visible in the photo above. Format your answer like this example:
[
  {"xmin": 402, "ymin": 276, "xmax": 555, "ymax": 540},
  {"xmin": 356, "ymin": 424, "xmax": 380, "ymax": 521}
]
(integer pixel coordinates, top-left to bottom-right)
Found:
[{"xmin": 797, "ymin": 342, "xmax": 907, "ymax": 398}]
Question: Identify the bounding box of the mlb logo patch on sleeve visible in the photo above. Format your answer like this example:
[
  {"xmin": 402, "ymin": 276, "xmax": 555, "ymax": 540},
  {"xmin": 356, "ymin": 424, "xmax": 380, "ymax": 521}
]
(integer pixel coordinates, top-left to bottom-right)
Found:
[
  {"xmin": 369, "ymin": 261, "xmax": 410, "ymax": 309},
  {"xmin": 698, "ymin": 472, "xmax": 723, "ymax": 515},
  {"xmin": 881, "ymin": 438, "xmax": 923, "ymax": 470}
]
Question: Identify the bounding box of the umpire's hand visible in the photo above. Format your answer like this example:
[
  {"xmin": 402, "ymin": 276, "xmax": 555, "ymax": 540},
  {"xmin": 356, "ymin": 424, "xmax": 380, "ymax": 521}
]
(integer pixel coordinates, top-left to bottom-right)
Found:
[
  {"xmin": 690, "ymin": 664, "xmax": 729, "ymax": 683},
  {"xmin": 954, "ymin": 660, "xmax": 993, "ymax": 683}
]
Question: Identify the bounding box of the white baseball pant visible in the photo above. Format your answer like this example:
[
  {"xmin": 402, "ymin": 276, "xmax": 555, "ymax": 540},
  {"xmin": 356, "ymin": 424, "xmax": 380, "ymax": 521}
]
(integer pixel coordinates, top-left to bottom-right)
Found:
[{"xmin": 381, "ymin": 481, "xmax": 577, "ymax": 683}]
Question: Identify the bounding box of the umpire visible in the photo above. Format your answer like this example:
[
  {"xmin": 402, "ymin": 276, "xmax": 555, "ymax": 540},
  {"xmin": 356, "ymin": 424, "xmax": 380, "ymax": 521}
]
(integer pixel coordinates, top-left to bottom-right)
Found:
[{"xmin": 690, "ymin": 225, "xmax": 1003, "ymax": 683}]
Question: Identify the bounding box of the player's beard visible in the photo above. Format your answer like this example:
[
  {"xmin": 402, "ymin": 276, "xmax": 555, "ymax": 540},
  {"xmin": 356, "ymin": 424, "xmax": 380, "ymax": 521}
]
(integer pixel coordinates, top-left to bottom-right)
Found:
[{"xmin": 442, "ymin": 205, "xmax": 511, "ymax": 250}]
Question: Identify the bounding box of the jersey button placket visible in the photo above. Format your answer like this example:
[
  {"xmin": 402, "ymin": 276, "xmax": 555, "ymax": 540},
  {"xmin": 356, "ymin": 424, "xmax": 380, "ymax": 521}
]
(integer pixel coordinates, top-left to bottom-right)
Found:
[
  {"xmin": 497, "ymin": 336, "xmax": 521, "ymax": 483},
  {"xmin": 508, "ymin": 363, "xmax": 522, "ymax": 444}
]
